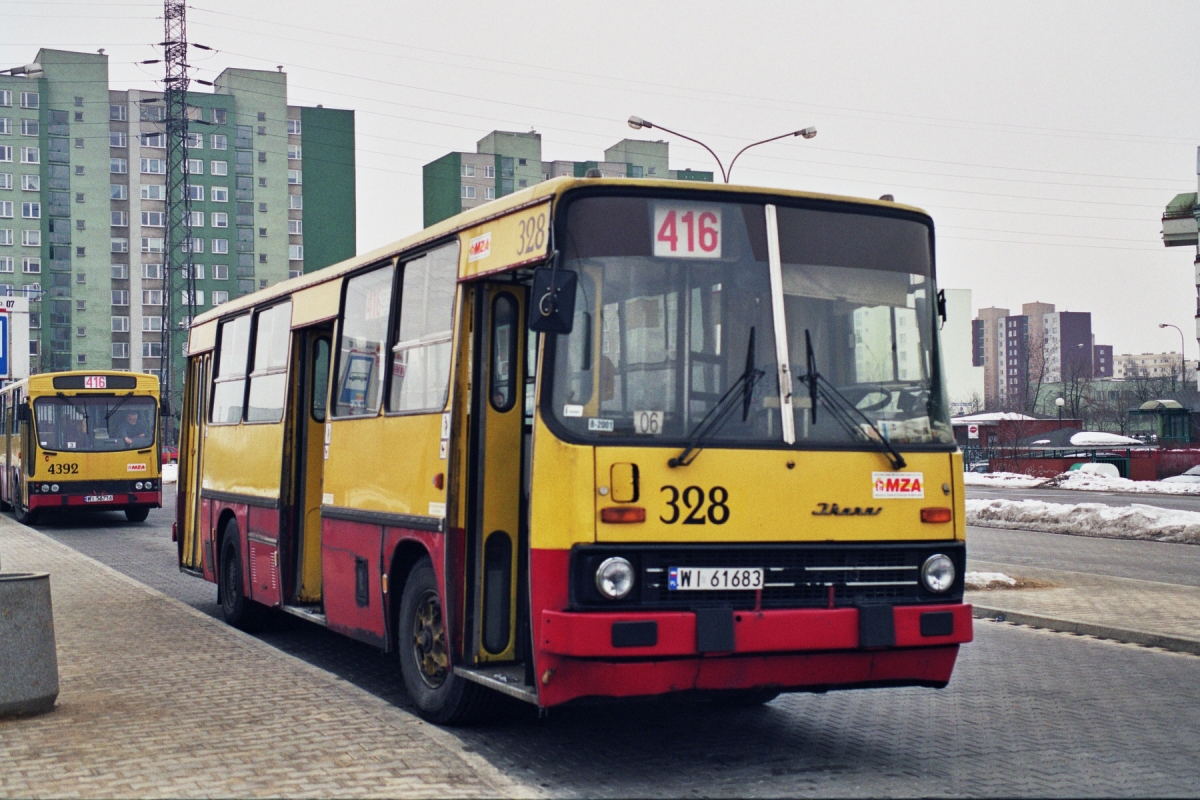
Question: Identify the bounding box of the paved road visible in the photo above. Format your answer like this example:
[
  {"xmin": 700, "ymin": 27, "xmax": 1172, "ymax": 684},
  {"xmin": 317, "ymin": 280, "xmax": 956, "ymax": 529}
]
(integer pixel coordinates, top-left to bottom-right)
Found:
[
  {"xmin": 22, "ymin": 494, "xmax": 1200, "ymax": 796},
  {"xmin": 967, "ymin": 484, "xmax": 1200, "ymax": 512}
]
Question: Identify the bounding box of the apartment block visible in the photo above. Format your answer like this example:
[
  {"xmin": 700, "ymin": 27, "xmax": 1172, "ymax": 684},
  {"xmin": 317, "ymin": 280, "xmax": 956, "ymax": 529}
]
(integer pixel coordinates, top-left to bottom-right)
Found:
[
  {"xmin": 0, "ymin": 49, "xmax": 355, "ymax": 380},
  {"xmin": 423, "ymin": 130, "xmax": 713, "ymax": 227},
  {"xmin": 1114, "ymin": 352, "xmax": 1183, "ymax": 380}
]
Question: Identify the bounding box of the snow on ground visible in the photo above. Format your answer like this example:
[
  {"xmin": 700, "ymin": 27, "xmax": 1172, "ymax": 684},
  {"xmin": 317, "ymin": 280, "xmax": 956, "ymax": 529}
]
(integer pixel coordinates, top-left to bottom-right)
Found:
[
  {"xmin": 162, "ymin": 463, "xmax": 178, "ymax": 484},
  {"xmin": 962, "ymin": 471, "xmax": 1046, "ymax": 488},
  {"xmin": 1042, "ymin": 470, "xmax": 1200, "ymax": 495},
  {"xmin": 965, "ymin": 571, "xmax": 1017, "ymax": 590},
  {"xmin": 966, "ymin": 498, "xmax": 1200, "ymax": 544}
]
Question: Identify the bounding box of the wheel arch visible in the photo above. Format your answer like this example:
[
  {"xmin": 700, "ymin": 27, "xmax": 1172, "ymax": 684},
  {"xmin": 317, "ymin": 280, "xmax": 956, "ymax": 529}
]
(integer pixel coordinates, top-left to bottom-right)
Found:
[
  {"xmin": 386, "ymin": 539, "xmax": 433, "ymax": 653},
  {"xmin": 214, "ymin": 507, "xmax": 240, "ymax": 587}
]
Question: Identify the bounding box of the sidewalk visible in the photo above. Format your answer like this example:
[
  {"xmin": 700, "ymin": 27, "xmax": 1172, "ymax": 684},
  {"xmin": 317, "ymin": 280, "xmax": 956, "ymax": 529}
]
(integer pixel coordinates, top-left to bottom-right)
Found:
[
  {"xmin": 968, "ymin": 559, "xmax": 1200, "ymax": 656},
  {"xmin": 0, "ymin": 516, "xmax": 538, "ymax": 799}
]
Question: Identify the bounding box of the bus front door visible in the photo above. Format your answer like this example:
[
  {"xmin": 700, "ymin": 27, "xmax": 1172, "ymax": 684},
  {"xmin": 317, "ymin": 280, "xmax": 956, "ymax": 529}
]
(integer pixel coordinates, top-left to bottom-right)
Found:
[
  {"xmin": 464, "ymin": 283, "xmax": 527, "ymax": 665},
  {"xmin": 290, "ymin": 327, "xmax": 332, "ymax": 606}
]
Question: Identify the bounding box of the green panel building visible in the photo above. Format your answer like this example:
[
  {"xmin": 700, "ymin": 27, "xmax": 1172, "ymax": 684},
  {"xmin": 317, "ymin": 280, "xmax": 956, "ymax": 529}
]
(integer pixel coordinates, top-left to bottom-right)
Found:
[
  {"xmin": 422, "ymin": 130, "xmax": 713, "ymax": 227},
  {"xmin": 0, "ymin": 49, "xmax": 356, "ymax": 386}
]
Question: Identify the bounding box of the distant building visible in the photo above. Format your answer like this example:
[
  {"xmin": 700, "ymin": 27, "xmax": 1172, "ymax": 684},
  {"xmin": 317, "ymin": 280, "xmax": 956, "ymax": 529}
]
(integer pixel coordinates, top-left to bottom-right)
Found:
[
  {"xmin": 422, "ymin": 130, "xmax": 713, "ymax": 227},
  {"xmin": 1093, "ymin": 344, "xmax": 1113, "ymax": 378},
  {"xmin": 1114, "ymin": 352, "xmax": 1183, "ymax": 381},
  {"xmin": 942, "ymin": 288, "xmax": 984, "ymax": 414}
]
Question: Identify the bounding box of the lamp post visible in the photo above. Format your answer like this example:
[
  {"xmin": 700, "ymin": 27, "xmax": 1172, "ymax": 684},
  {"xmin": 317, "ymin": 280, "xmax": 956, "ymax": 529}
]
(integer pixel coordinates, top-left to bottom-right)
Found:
[
  {"xmin": 1158, "ymin": 323, "xmax": 1186, "ymax": 389},
  {"xmin": 1055, "ymin": 397, "xmax": 1065, "ymax": 429},
  {"xmin": 627, "ymin": 116, "xmax": 816, "ymax": 183}
]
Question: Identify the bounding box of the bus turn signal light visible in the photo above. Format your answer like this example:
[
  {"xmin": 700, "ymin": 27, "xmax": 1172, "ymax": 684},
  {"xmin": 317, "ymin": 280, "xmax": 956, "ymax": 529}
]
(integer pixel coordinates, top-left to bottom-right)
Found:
[
  {"xmin": 432, "ymin": 473, "xmax": 444, "ymax": 489},
  {"xmin": 601, "ymin": 506, "xmax": 646, "ymax": 524},
  {"xmin": 921, "ymin": 507, "xmax": 953, "ymax": 523}
]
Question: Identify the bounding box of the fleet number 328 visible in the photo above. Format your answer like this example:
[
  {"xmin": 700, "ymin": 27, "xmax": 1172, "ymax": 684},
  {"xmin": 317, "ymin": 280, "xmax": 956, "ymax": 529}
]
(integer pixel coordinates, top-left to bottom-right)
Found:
[{"xmin": 660, "ymin": 485, "xmax": 729, "ymax": 524}]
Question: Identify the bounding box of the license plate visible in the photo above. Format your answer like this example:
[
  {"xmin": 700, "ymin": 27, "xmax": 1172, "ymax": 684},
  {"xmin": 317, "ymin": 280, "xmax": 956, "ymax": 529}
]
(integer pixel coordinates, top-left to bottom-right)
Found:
[
  {"xmin": 84, "ymin": 494, "xmax": 114, "ymax": 503},
  {"xmin": 668, "ymin": 567, "xmax": 763, "ymax": 591}
]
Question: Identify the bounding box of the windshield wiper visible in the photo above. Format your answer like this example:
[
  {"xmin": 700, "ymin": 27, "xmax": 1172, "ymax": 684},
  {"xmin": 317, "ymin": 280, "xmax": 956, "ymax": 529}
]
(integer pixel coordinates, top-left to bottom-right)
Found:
[
  {"xmin": 104, "ymin": 392, "xmax": 136, "ymax": 422},
  {"xmin": 55, "ymin": 392, "xmax": 90, "ymax": 421},
  {"xmin": 669, "ymin": 327, "xmax": 765, "ymax": 468},
  {"xmin": 795, "ymin": 330, "xmax": 907, "ymax": 470}
]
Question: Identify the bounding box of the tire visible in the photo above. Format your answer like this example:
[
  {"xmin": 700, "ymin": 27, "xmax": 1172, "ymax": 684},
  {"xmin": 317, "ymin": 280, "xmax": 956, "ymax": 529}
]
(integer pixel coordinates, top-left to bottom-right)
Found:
[
  {"xmin": 219, "ymin": 522, "xmax": 267, "ymax": 631},
  {"xmin": 13, "ymin": 480, "xmax": 38, "ymax": 526},
  {"xmin": 398, "ymin": 557, "xmax": 498, "ymax": 725},
  {"xmin": 125, "ymin": 506, "xmax": 151, "ymax": 523}
]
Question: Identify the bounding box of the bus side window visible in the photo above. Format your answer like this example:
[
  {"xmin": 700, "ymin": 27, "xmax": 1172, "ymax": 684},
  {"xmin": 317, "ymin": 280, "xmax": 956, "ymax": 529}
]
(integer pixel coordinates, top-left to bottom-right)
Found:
[
  {"xmin": 246, "ymin": 301, "xmax": 292, "ymax": 423},
  {"xmin": 211, "ymin": 314, "xmax": 252, "ymax": 423},
  {"xmin": 333, "ymin": 264, "xmax": 394, "ymax": 418},
  {"xmin": 388, "ymin": 241, "xmax": 458, "ymax": 414},
  {"xmin": 311, "ymin": 337, "xmax": 330, "ymax": 423}
]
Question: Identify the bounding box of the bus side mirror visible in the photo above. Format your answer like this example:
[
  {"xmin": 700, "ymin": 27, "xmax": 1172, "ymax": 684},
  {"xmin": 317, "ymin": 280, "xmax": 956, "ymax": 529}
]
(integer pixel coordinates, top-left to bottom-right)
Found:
[
  {"xmin": 527, "ymin": 259, "xmax": 576, "ymax": 334},
  {"xmin": 16, "ymin": 404, "xmax": 30, "ymax": 422}
]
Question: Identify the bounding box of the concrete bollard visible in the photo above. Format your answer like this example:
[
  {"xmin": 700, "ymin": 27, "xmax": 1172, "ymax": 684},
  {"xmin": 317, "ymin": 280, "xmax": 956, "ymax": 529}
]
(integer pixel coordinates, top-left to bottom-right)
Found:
[{"xmin": 0, "ymin": 573, "xmax": 59, "ymax": 717}]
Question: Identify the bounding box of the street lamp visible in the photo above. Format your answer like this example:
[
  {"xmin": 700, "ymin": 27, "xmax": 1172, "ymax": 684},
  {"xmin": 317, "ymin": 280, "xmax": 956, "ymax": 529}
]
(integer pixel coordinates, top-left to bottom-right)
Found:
[
  {"xmin": 1158, "ymin": 323, "xmax": 1186, "ymax": 388},
  {"xmin": 627, "ymin": 116, "xmax": 816, "ymax": 183},
  {"xmin": 1055, "ymin": 397, "xmax": 1065, "ymax": 428}
]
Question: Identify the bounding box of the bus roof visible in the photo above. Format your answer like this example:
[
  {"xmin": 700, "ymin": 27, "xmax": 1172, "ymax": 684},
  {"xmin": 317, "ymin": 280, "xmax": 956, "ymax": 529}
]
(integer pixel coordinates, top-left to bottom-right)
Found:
[
  {"xmin": 192, "ymin": 176, "xmax": 931, "ymax": 327},
  {"xmin": 4, "ymin": 370, "xmax": 160, "ymax": 395}
]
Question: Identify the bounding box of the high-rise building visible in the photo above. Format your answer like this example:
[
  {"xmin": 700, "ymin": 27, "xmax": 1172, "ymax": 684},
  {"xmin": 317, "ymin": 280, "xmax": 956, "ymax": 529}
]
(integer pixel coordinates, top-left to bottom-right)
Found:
[
  {"xmin": 423, "ymin": 130, "xmax": 713, "ymax": 227},
  {"xmin": 0, "ymin": 49, "xmax": 355, "ymax": 378},
  {"xmin": 972, "ymin": 306, "xmax": 1009, "ymax": 408},
  {"xmin": 1114, "ymin": 352, "xmax": 1183, "ymax": 380}
]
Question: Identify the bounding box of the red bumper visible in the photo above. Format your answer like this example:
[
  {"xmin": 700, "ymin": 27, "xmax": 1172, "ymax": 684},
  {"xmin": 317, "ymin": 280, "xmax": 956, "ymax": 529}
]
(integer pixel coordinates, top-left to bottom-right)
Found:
[
  {"xmin": 535, "ymin": 604, "xmax": 972, "ymax": 707},
  {"xmin": 28, "ymin": 490, "xmax": 161, "ymax": 509}
]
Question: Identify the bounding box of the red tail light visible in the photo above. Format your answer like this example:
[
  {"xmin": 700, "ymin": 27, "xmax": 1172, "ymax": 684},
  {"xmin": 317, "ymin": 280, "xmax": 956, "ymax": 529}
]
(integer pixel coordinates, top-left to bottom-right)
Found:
[
  {"xmin": 601, "ymin": 506, "xmax": 646, "ymax": 523},
  {"xmin": 921, "ymin": 507, "xmax": 953, "ymax": 523}
]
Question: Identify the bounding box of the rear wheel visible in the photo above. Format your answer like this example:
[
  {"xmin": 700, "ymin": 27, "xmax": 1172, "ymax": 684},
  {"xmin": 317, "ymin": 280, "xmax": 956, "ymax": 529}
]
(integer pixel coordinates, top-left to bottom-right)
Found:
[
  {"xmin": 398, "ymin": 557, "xmax": 497, "ymax": 725},
  {"xmin": 219, "ymin": 523, "xmax": 267, "ymax": 630},
  {"xmin": 13, "ymin": 479, "xmax": 38, "ymax": 526},
  {"xmin": 125, "ymin": 506, "xmax": 150, "ymax": 523}
]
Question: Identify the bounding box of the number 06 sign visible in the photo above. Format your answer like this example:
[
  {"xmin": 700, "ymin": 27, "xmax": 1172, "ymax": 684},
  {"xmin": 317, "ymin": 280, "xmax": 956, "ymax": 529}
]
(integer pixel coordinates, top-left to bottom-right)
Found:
[{"xmin": 653, "ymin": 203, "xmax": 722, "ymax": 259}]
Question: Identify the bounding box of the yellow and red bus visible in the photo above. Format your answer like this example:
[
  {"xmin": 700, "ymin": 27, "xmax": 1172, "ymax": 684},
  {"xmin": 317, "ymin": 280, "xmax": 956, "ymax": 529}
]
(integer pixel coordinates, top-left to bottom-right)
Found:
[
  {"xmin": 176, "ymin": 177, "xmax": 972, "ymax": 723},
  {"xmin": 0, "ymin": 370, "xmax": 162, "ymax": 524}
]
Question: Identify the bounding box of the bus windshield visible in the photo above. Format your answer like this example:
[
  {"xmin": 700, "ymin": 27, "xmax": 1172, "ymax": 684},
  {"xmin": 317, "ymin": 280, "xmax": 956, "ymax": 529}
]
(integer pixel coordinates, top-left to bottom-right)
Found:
[
  {"xmin": 548, "ymin": 193, "xmax": 954, "ymax": 448},
  {"xmin": 33, "ymin": 395, "xmax": 158, "ymax": 452}
]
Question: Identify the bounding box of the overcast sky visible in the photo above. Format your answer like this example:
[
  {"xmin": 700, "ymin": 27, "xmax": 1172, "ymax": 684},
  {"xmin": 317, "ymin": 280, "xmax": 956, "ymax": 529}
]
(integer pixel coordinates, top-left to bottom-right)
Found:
[{"xmin": 5, "ymin": 0, "xmax": 1199, "ymax": 356}]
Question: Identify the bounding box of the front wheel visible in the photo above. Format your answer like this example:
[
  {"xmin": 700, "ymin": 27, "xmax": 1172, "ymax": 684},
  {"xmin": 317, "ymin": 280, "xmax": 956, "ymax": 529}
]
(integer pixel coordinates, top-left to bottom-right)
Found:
[
  {"xmin": 398, "ymin": 557, "xmax": 497, "ymax": 725},
  {"xmin": 125, "ymin": 506, "xmax": 150, "ymax": 523},
  {"xmin": 219, "ymin": 523, "xmax": 267, "ymax": 631},
  {"xmin": 13, "ymin": 480, "xmax": 38, "ymax": 526}
]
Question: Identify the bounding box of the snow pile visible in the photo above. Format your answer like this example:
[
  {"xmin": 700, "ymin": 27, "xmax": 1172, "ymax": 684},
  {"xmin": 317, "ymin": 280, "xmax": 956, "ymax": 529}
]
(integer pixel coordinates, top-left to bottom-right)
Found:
[
  {"xmin": 1069, "ymin": 431, "xmax": 1143, "ymax": 447},
  {"xmin": 161, "ymin": 463, "xmax": 178, "ymax": 484},
  {"xmin": 962, "ymin": 471, "xmax": 1046, "ymax": 488},
  {"xmin": 965, "ymin": 571, "xmax": 1017, "ymax": 590},
  {"xmin": 1043, "ymin": 470, "xmax": 1200, "ymax": 495},
  {"xmin": 966, "ymin": 498, "xmax": 1200, "ymax": 543}
]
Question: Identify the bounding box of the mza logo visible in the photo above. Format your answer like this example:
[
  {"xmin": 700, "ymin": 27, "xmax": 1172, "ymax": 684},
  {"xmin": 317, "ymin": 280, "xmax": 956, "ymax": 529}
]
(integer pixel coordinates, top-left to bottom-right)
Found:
[
  {"xmin": 127, "ymin": 463, "xmax": 147, "ymax": 472},
  {"xmin": 467, "ymin": 232, "xmax": 492, "ymax": 263},
  {"xmin": 872, "ymin": 471, "xmax": 924, "ymax": 499}
]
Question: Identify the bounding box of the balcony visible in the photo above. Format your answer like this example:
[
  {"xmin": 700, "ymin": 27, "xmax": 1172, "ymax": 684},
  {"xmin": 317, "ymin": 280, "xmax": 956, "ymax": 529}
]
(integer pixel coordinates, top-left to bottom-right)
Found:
[{"xmin": 1162, "ymin": 192, "xmax": 1197, "ymax": 247}]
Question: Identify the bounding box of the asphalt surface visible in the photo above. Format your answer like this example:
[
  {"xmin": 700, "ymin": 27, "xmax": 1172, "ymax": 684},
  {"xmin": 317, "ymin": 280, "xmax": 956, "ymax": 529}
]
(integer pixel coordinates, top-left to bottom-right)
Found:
[
  {"xmin": 20, "ymin": 490, "xmax": 1200, "ymax": 797},
  {"xmin": 966, "ymin": 484, "xmax": 1200, "ymax": 512}
]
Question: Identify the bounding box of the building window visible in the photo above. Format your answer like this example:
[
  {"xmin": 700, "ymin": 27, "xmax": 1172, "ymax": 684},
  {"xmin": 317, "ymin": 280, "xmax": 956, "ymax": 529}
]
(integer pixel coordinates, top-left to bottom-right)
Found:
[
  {"xmin": 484, "ymin": 165, "xmax": 495, "ymax": 179},
  {"xmin": 287, "ymin": 170, "xmax": 301, "ymax": 185},
  {"xmin": 75, "ymin": 166, "xmax": 85, "ymax": 176},
  {"xmin": 20, "ymin": 93, "xmax": 38, "ymax": 110},
  {"xmin": 20, "ymin": 147, "xmax": 39, "ymax": 164},
  {"xmin": 183, "ymin": 237, "xmax": 204, "ymax": 254},
  {"xmin": 287, "ymin": 144, "xmax": 301, "ymax": 160},
  {"xmin": 189, "ymin": 210, "xmax": 204, "ymax": 227},
  {"xmin": 0, "ymin": 201, "xmax": 11, "ymax": 217},
  {"xmin": 484, "ymin": 186, "xmax": 495, "ymax": 200},
  {"xmin": 20, "ymin": 119, "xmax": 38, "ymax": 136},
  {"xmin": 0, "ymin": 230, "xmax": 9, "ymax": 246},
  {"xmin": 112, "ymin": 342, "xmax": 129, "ymax": 359},
  {"xmin": 140, "ymin": 238, "xmax": 164, "ymax": 254},
  {"xmin": 0, "ymin": 257, "xmax": 10, "ymax": 273},
  {"xmin": 212, "ymin": 212, "xmax": 228, "ymax": 228},
  {"xmin": 74, "ymin": 137, "xmax": 84, "ymax": 148},
  {"xmin": 210, "ymin": 160, "xmax": 228, "ymax": 176},
  {"xmin": 110, "ymin": 184, "xmax": 127, "ymax": 200},
  {"xmin": 213, "ymin": 264, "xmax": 228, "ymax": 280},
  {"xmin": 142, "ymin": 263, "xmax": 162, "ymax": 279},
  {"xmin": 258, "ymin": 202, "xmax": 267, "ymax": 213},
  {"xmin": 184, "ymin": 263, "xmax": 204, "ymax": 280},
  {"xmin": 211, "ymin": 186, "xmax": 229, "ymax": 202},
  {"xmin": 75, "ymin": 218, "xmax": 85, "ymax": 230},
  {"xmin": 0, "ymin": 146, "xmax": 10, "ymax": 163},
  {"xmin": 109, "ymin": 104, "xmax": 126, "ymax": 121},
  {"xmin": 140, "ymin": 158, "xmax": 166, "ymax": 174},
  {"xmin": 288, "ymin": 219, "xmax": 302, "ymax": 235},
  {"xmin": 212, "ymin": 238, "xmax": 229, "ymax": 254},
  {"xmin": 142, "ymin": 316, "xmax": 163, "ymax": 332},
  {"xmin": 22, "ymin": 229, "xmax": 39, "ymax": 247},
  {"xmin": 22, "ymin": 282, "xmax": 39, "ymax": 298},
  {"xmin": 181, "ymin": 289, "xmax": 204, "ymax": 306},
  {"xmin": 22, "ymin": 257, "xmax": 40, "ymax": 274},
  {"xmin": 142, "ymin": 342, "xmax": 162, "ymax": 358},
  {"xmin": 141, "ymin": 211, "xmax": 166, "ymax": 227},
  {"xmin": 258, "ymin": 227, "xmax": 267, "ymax": 238},
  {"xmin": 258, "ymin": 177, "xmax": 267, "ymax": 187},
  {"xmin": 211, "ymin": 133, "xmax": 227, "ymax": 150},
  {"xmin": 20, "ymin": 202, "xmax": 39, "ymax": 219},
  {"xmin": 257, "ymin": 150, "xmax": 266, "ymax": 162},
  {"xmin": 0, "ymin": 91, "xmax": 8, "ymax": 107},
  {"xmin": 212, "ymin": 108, "xmax": 226, "ymax": 124},
  {"xmin": 287, "ymin": 119, "xmax": 301, "ymax": 135},
  {"xmin": 212, "ymin": 290, "xmax": 229, "ymax": 305},
  {"xmin": 111, "ymin": 238, "xmax": 129, "ymax": 253},
  {"xmin": 289, "ymin": 244, "xmax": 304, "ymax": 261},
  {"xmin": 140, "ymin": 184, "xmax": 165, "ymax": 200},
  {"xmin": 140, "ymin": 133, "xmax": 165, "ymax": 148},
  {"xmin": 186, "ymin": 185, "xmax": 203, "ymax": 201},
  {"xmin": 76, "ymin": 326, "xmax": 86, "ymax": 338},
  {"xmin": 461, "ymin": 185, "xmax": 475, "ymax": 199},
  {"xmin": 461, "ymin": 164, "xmax": 475, "ymax": 178},
  {"xmin": 111, "ymin": 211, "xmax": 128, "ymax": 227},
  {"xmin": 111, "ymin": 264, "xmax": 128, "ymax": 279},
  {"xmin": 21, "ymin": 174, "xmax": 38, "ymax": 191},
  {"xmin": 75, "ymin": 246, "xmax": 85, "ymax": 258},
  {"xmin": 142, "ymin": 290, "xmax": 163, "ymax": 306},
  {"xmin": 186, "ymin": 158, "xmax": 204, "ymax": 175},
  {"xmin": 186, "ymin": 132, "xmax": 203, "ymax": 149},
  {"xmin": 112, "ymin": 290, "xmax": 129, "ymax": 306},
  {"xmin": 0, "ymin": 173, "xmax": 9, "ymax": 190}
]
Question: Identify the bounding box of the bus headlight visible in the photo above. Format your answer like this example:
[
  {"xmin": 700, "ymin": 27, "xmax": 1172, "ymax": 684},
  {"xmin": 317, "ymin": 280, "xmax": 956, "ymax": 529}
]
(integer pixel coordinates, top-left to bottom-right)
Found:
[
  {"xmin": 921, "ymin": 554, "xmax": 956, "ymax": 593},
  {"xmin": 50, "ymin": 484, "xmax": 59, "ymax": 493},
  {"xmin": 40, "ymin": 484, "xmax": 49, "ymax": 493},
  {"xmin": 135, "ymin": 482, "xmax": 144, "ymax": 490},
  {"xmin": 595, "ymin": 557, "xmax": 634, "ymax": 600}
]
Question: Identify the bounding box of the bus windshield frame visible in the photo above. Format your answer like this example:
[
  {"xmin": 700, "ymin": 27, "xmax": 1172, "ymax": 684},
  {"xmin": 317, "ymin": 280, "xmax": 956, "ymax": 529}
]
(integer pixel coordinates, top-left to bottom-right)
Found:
[
  {"xmin": 33, "ymin": 394, "xmax": 158, "ymax": 453},
  {"xmin": 541, "ymin": 187, "xmax": 955, "ymax": 453}
]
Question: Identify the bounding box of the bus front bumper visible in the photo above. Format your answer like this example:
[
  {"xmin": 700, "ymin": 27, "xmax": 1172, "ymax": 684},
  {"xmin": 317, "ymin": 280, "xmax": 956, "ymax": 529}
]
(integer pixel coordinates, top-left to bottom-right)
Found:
[
  {"xmin": 535, "ymin": 604, "xmax": 972, "ymax": 706},
  {"xmin": 28, "ymin": 490, "xmax": 162, "ymax": 509}
]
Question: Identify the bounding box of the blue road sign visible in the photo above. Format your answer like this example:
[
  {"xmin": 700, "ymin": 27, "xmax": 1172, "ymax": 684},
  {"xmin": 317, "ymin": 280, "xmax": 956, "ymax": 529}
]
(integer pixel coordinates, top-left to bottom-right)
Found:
[{"xmin": 0, "ymin": 313, "xmax": 9, "ymax": 379}]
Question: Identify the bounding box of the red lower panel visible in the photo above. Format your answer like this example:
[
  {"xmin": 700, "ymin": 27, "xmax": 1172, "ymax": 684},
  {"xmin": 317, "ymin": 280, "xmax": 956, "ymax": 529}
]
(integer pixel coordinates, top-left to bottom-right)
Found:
[
  {"xmin": 248, "ymin": 540, "xmax": 281, "ymax": 607},
  {"xmin": 28, "ymin": 491, "xmax": 161, "ymax": 509},
  {"xmin": 322, "ymin": 517, "xmax": 385, "ymax": 648},
  {"xmin": 539, "ymin": 646, "xmax": 960, "ymax": 707}
]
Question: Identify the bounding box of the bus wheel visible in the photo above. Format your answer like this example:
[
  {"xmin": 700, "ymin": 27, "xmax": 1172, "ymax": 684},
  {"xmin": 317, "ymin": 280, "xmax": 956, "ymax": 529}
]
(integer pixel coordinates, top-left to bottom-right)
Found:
[
  {"xmin": 13, "ymin": 483, "xmax": 38, "ymax": 526},
  {"xmin": 125, "ymin": 506, "xmax": 150, "ymax": 523},
  {"xmin": 219, "ymin": 525, "xmax": 266, "ymax": 631},
  {"xmin": 398, "ymin": 557, "xmax": 496, "ymax": 725}
]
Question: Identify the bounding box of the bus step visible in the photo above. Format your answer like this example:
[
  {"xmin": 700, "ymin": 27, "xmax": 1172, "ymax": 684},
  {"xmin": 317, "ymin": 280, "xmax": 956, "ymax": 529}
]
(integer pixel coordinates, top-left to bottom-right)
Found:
[
  {"xmin": 280, "ymin": 604, "xmax": 327, "ymax": 627},
  {"xmin": 455, "ymin": 664, "xmax": 537, "ymax": 704}
]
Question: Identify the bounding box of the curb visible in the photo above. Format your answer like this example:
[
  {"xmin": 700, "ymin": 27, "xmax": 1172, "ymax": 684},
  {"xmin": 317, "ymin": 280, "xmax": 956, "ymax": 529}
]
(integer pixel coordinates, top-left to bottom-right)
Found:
[{"xmin": 972, "ymin": 605, "xmax": 1200, "ymax": 656}]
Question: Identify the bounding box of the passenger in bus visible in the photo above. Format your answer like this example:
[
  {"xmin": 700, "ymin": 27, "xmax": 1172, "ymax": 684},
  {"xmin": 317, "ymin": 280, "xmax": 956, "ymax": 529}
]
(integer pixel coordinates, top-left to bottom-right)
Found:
[{"xmin": 115, "ymin": 410, "xmax": 152, "ymax": 448}]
